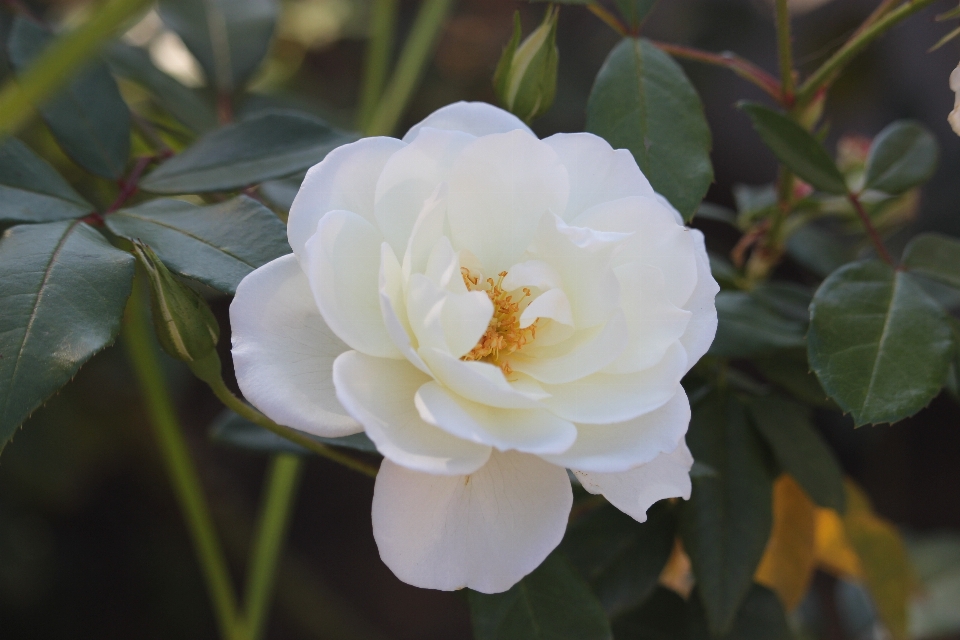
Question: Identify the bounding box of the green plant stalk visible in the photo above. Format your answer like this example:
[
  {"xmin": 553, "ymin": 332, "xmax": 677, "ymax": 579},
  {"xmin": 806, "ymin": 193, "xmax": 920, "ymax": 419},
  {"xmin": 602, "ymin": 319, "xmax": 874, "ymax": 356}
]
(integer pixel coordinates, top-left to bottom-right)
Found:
[
  {"xmin": 0, "ymin": 0, "xmax": 152, "ymax": 138},
  {"xmin": 774, "ymin": 0, "xmax": 796, "ymax": 101},
  {"xmin": 796, "ymin": 0, "xmax": 940, "ymax": 105},
  {"xmin": 122, "ymin": 278, "xmax": 242, "ymax": 640},
  {"xmin": 357, "ymin": 0, "xmax": 399, "ymax": 131},
  {"xmin": 198, "ymin": 371, "xmax": 379, "ymax": 478},
  {"xmin": 364, "ymin": 0, "xmax": 457, "ymax": 136},
  {"xmin": 241, "ymin": 454, "xmax": 303, "ymax": 640}
]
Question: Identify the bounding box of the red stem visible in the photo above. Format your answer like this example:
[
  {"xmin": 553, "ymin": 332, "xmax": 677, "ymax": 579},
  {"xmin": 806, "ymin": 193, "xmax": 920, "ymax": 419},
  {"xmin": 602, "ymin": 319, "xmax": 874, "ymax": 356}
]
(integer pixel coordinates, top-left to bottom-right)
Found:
[
  {"xmin": 650, "ymin": 41, "xmax": 785, "ymax": 103},
  {"xmin": 847, "ymin": 192, "xmax": 895, "ymax": 266},
  {"xmin": 105, "ymin": 154, "xmax": 164, "ymax": 214}
]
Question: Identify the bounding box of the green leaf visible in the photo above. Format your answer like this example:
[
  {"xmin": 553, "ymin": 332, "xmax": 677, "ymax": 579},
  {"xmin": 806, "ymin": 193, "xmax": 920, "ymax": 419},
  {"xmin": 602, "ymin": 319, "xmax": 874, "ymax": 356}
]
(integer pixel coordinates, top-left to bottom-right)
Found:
[
  {"xmin": 679, "ymin": 391, "xmax": 775, "ymax": 635},
  {"xmin": 210, "ymin": 409, "xmax": 378, "ymax": 455},
  {"xmin": 863, "ymin": 120, "xmax": 938, "ymax": 195},
  {"xmin": 687, "ymin": 584, "xmax": 793, "ymax": 640},
  {"xmin": 747, "ymin": 394, "xmax": 846, "ymax": 512},
  {"xmin": 610, "ymin": 586, "xmax": 686, "ymax": 640},
  {"xmin": 0, "ymin": 220, "xmax": 135, "ymax": 446},
  {"xmin": 562, "ymin": 501, "xmax": 676, "ymax": 616},
  {"xmin": 710, "ymin": 283, "xmax": 811, "ymax": 358},
  {"xmin": 105, "ymin": 42, "xmax": 216, "ymax": 133},
  {"xmin": 586, "ymin": 37, "xmax": 713, "ymax": 221},
  {"xmin": 158, "ymin": 0, "xmax": 279, "ymax": 92},
  {"xmin": 808, "ymin": 260, "xmax": 955, "ymax": 426},
  {"xmin": 105, "ymin": 196, "xmax": 289, "ymax": 294},
  {"xmin": 753, "ymin": 349, "xmax": 834, "ymax": 408},
  {"xmin": 902, "ymin": 233, "xmax": 960, "ymax": 290},
  {"xmin": 140, "ymin": 110, "xmax": 355, "ymax": 194},
  {"xmin": 739, "ymin": 102, "xmax": 847, "ymax": 195},
  {"xmin": 258, "ymin": 172, "xmax": 303, "ymax": 212},
  {"xmin": 7, "ymin": 17, "xmax": 130, "ymax": 180},
  {"xmin": 469, "ymin": 552, "xmax": 613, "ymax": 640},
  {"xmin": 0, "ymin": 137, "xmax": 91, "ymax": 224},
  {"xmin": 614, "ymin": 0, "xmax": 658, "ymax": 27}
]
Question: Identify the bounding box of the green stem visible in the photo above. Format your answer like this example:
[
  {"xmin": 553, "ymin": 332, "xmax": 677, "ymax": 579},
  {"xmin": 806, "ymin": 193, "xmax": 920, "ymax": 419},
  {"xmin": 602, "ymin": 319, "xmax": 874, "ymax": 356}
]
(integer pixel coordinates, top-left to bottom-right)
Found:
[
  {"xmin": 241, "ymin": 455, "xmax": 303, "ymax": 640},
  {"xmin": 201, "ymin": 373, "xmax": 379, "ymax": 478},
  {"xmin": 774, "ymin": 0, "xmax": 796, "ymax": 102},
  {"xmin": 364, "ymin": 0, "xmax": 457, "ymax": 136},
  {"xmin": 796, "ymin": 0, "xmax": 940, "ymax": 106},
  {"xmin": 0, "ymin": 0, "xmax": 152, "ymax": 138},
  {"xmin": 357, "ymin": 0, "xmax": 399, "ymax": 131},
  {"xmin": 123, "ymin": 278, "xmax": 242, "ymax": 640}
]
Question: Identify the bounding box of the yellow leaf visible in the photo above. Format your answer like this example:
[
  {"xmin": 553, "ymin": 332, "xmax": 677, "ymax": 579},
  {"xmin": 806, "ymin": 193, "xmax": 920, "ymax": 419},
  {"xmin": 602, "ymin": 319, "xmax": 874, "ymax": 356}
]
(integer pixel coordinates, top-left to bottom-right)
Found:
[
  {"xmin": 814, "ymin": 507, "xmax": 863, "ymax": 579},
  {"xmin": 659, "ymin": 538, "xmax": 693, "ymax": 598},
  {"xmin": 755, "ymin": 475, "xmax": 818, "ymax": 611}
]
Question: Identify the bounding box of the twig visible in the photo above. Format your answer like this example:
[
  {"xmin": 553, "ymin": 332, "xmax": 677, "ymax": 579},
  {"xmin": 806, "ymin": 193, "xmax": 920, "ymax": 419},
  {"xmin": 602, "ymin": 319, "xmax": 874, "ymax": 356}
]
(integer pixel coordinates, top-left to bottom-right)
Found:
[
  {"xmin": 650, "ymin": 41, "xmax": 784, "ymax": 102},
  {"xmin": 847, "ymin": 192, "xmax": 895, "ymax": 265}
]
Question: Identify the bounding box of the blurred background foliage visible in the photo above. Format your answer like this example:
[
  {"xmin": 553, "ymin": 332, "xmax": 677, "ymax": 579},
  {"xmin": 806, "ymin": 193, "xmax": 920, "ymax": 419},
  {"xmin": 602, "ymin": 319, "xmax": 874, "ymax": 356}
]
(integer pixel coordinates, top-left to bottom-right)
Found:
[{"xmin": 1, "ymin": 0, "xmax": 960, "ymax": 638}]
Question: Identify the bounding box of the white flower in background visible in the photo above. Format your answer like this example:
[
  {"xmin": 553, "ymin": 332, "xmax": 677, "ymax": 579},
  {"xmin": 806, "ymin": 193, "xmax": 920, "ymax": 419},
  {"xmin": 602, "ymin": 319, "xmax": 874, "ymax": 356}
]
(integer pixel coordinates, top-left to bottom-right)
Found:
[
  {"xmin": 230, "ymin": 102, "xmax": 719, "ymax": 593},
  {"xmin": 950, "ymin": 61, "xmax": 960, "ymax": 136}
]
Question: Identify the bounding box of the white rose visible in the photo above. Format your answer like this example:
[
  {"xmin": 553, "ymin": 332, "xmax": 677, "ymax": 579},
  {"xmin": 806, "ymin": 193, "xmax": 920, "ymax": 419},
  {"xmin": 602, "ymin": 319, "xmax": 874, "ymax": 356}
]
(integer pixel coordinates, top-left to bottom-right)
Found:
[
  {"xmin": 950, "ymin": 61, "xmax": 960, "ymax": 136},
  {"xmin": 230, "ymin": 102, "xmax": 719, "ymax": 593}
]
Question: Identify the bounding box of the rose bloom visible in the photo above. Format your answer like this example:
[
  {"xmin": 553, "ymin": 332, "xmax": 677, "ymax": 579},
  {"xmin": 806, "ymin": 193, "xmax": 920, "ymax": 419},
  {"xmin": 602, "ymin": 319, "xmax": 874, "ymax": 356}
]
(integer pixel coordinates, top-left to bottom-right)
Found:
[
  {"xmin": 950, "ymin": 61, "xmax": 960, "ymax": 136},
  {"xmin": 230, "ymin": 102, "xmax": 718, "ymax": 593}
]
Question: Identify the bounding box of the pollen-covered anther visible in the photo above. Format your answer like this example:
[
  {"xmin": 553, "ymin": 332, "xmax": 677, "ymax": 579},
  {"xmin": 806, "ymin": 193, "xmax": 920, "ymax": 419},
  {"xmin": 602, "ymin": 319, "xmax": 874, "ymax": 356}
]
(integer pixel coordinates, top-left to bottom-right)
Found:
[{"xmin": 460, "ymin": 268, "xmax": 537, "ymax": 375}]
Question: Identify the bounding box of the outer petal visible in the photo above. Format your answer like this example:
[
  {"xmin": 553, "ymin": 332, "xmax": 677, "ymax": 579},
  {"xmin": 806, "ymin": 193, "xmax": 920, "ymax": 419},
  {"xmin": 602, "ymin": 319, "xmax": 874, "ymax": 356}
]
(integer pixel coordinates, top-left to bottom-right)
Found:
[
  {"xmin": 333, "ymin": 351, "xmax": 491, "ymax": 475},
  {"xmin": 573, "ymin": 439, "xmax": 693, "ymax": 522},
  {"xmin": 678, "ymin": 229, "xmax": 720, "ymax": 369},
  {"xmin": 539, "ymin": 342, "xmax": 687, "ymax": 424},
  {"xmin": 544, "ymin": 132, "xmax": 654, "ymax": 221},
  {"xmin": 303, "ymin": 210, "xmax": 401, "ymax": 358},
  {"xmin": 230, "ymin": 255, "xmax": 360, "ymax": 437},
  {"xmin": 374, "ymin": 128, "xmax": 474, "ymax": 254},
  {"xmin": 288, "ymin": 137, "xmax": 405, "ymax": 259},
  {"xmin": 402, "ymin": 101, "xmax": 532, "ymax": 142},
  {"xmin": 372, "ymin": 450, "xmax": 572, "ymax": 593},
  {"xmin": 415, "ymin": 381, "xmax": 577, "ymax": 455},
  {"xmin": 447, "ymin": 130, "xmax": 568, "ymax": 274},
  {"xmin": 543, "ymin": 387, "xmax": 690, "ymax": 473}
]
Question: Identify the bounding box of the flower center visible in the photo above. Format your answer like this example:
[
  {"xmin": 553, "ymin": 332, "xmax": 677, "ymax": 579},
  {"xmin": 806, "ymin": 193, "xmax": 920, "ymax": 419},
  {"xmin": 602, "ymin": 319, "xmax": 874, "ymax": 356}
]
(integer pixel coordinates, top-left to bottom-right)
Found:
[{"xmin": 460, "ymin": 268, "xmax": 537, "ymax": 376}]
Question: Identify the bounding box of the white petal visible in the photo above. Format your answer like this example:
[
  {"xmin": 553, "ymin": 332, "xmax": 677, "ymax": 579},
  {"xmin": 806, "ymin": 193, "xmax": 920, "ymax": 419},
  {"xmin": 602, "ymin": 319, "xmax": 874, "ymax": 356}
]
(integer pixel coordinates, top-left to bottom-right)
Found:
[
  {"xmin": 544, "ymin": 387, "xmax": 690, "ymax": 473},
  {"xmin": 372, "ymin": 450, "xmax": 572, "ymax": 593},
  {"xmin": 539, "ymin": 342, "xmax": 688, "ymax": 424},
  {"xmin": 333, "ymin": 351, "xmax": 491, "ymax": 475},
  {"xmin": 519, "ymin": 287, "xmax": 573, "ymax": 329},
  {"xmin": 508, "ymin": 310, "xmax": 628, "ymax": 384},
  {"xmin": 574, "ymin": 439, "xmax": 693, "ymax": 523},
  {"xmin": 447, "ymin": 131, "xmax": 568, "ymax": 274},
  {"xmin": 230, "ymin": 255, "xmax": 360, "ymax": 437},
  {"xmin": 572, "ymin": 196, "xmax": 697, "ymax": 308},
  {"xmin": 401, "ymin": 186, "xmax": 448, "ymax": 284},
  {"xmin": 402, "ymin": 101, "xmax": 532, "ymax": 142},
  {"xmin": 405, "ymin": 273, "xmax": 492, "ymax": 358},
  {"xmin": 603, "ymin": 263, "xmax": 691, "ymax": 374},
  {"xmin": 374, "ymin": 128, "xmax": 474, "ymax": 254},
  {"xmin": 679, "ymin": 229, "xmax": 720, "ymax": 369},
  {"xmin": 380, "ymin": 243, "xmax": 431, "ymax": 374},
  {"xmin": 288, "ymin": 137, "xmax": 404, "ymax": 259},
  {"xmin": 419, "ymin": 348, "xmax": 548, "ymax": 409},
  {"xmin": 303, "ymin": 210, "xmax": 400, "ymax": 358},
  {"xmin": 544, "ymin": 132, "xmax": 654, "ymax": 221},
  {"xmin": 531, "ymin": 213, "xmax": 625, "ymax": 328},
  {"xmin": 415, "ymin": 381, "xmax": 577, "ymax": 454},
  {"xmin": 499, "ymin": 259, "xmax": 564, "ymax": 292}
]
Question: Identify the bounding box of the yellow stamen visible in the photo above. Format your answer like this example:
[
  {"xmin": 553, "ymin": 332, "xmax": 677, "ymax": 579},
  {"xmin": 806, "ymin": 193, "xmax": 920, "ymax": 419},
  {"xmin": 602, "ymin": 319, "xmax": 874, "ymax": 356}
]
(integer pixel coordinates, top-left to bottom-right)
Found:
[{"xmin": 461, "ymin": 268, "xmax": 537, "ymax": 375}]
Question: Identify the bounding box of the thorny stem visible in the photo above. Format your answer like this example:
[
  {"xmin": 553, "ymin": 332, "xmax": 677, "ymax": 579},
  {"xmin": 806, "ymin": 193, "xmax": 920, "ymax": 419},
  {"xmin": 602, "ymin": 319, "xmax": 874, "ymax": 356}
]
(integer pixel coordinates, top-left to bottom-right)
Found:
[
  {"xmin": 847, "ymin": 192, "xmax": 895, "ymax": 265},
  {"xmin": 774, "ymin": 0, "xmax": 796, "ymax": 103},
  {"xmin": 649, "ymin": 41, "xmax": 785, "ymax": 102}
]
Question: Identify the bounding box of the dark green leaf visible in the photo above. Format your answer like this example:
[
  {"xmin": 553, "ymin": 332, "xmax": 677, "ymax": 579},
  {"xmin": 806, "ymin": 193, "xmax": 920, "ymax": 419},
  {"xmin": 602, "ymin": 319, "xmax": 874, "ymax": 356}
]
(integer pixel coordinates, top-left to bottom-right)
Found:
[
  {"xmin": 863, "ymin": 120, "xmax": 938, "ymax": 195},
  {"xmin": 210, "ymin": 409, "xmax": 378, "ymax": 455},
  {"xmin": 611, "ymin": 586, "xmax": 686, "ymax": 640},
  {"xmin": 786, "ymin": 220, "xmax": 858, "ymax": 278},
  {"xmin": 562, "ymin": 502, "xmax": 676, "ymax": 616},
  {"xmin": 7, "ymin": 17, "xmax": 130, "ymax": 179},
  {"xmin": 158, "ymin": 0, "xmax": 279, "ymax": 92},
  {"xmin": 753, "ymin": 349, "xmax": 834, "ymax": 408},
  {"xmin": 140, "ymin": 110, "xmax": 355, "ymax": 193},
  {"xmin": 739, "ymin": 102, "xmax": 847, "ymax": 195},
  {"xmin": 0, "ymin": 137, "xmax": 91, "ymax": 224},
  {"xmin": 687, "ymin": 584, "xmax": 793, "ymax": 640},
  {"xmin": 529, "ymin": 0, "xmax": 594, "ymax": 4},
  {"xmin": 747, "ymin": 394, "xmax": 845, "ymax": 512},
  {"xmin": 105, "ymin": 196, "xmax": 289, "ymax": 294},
  {"xmin": 0, "ymin": 221, "xmax": 135, "ymax": 446},
  {"xmin": 808, "ymin": 260, "xmax": 954, "ymax": 426},
  {"xmin": 614, "ymin": 0, "xmax": 658, "ymax": 27},
  {"xmin": 105, "ymin": 42, "xmax": 216, "ymax": 133},
  {"xmin": 586, "ymin": 37, "xmax": 713, "ymax": 221},
  {"xmin": 902, "ymin": 233, "xmax": 960, "ymax": 290},
  {"xmin": 710, "ymin": 283, "xmax": 812, "ymax": 358},
  {"xmin": 679, "ymin": 391, "xmax": 775, "ymax": 635},
  {"xmin": 258, "ymin": 173, "xmax": 303, "ymax": 212},
  {"xmin": 469, "ymin": 552, "xmax": 613, "ymax": 640}
]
